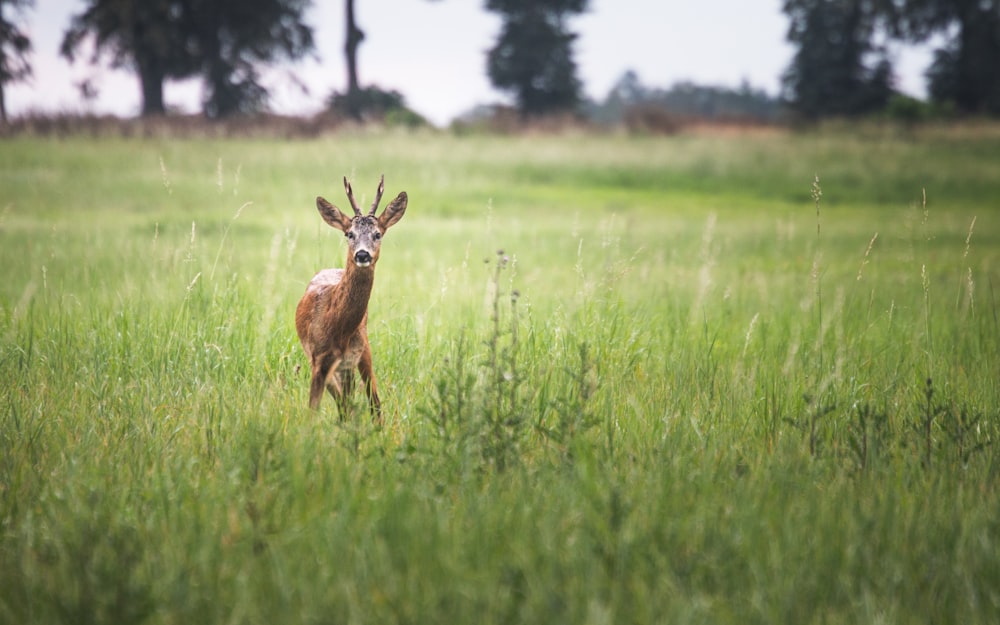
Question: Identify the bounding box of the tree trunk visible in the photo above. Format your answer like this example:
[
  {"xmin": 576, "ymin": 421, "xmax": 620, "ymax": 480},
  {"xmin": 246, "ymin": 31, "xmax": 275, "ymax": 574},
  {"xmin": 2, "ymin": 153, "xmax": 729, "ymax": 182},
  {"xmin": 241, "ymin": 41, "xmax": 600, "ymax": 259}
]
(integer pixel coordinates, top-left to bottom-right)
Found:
[
  {"xmin": 344, "ymin": 0, "xmax": 365, "ymax": 119},
  {"xmin": 954, "ymin": 4, "xmax": 992, "ymax": 113},
  {"xmin": 0, "ymin": 82, "xmax": 7, "ymax": 125},
  {"xmin": 0, "ymin": 0, "xmax": 7, "ymax": 124},
  {"xmin": 136, "ymin": 56, "xmax": 166, "ymax": 116}
]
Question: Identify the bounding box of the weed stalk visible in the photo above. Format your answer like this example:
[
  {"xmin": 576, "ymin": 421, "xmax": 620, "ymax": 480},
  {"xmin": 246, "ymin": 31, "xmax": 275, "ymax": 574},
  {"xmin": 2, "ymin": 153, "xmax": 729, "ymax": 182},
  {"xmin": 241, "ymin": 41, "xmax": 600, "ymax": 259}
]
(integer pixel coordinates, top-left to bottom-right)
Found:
[
  {"xmin": 810, "ymin": 175, "xmax": 823, "ymax": 456},
  {"xmin": 923, "ymin": 377, "xmax": 934, "ymax": 469}
]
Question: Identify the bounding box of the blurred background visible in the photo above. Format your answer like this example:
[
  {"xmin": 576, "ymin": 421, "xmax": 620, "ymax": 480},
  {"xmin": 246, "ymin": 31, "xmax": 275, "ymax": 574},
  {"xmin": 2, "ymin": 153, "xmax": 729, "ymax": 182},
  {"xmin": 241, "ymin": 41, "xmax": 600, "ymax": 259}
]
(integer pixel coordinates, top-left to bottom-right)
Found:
[{"xmin": 3, "ymin": 0, "xmax": 994, "ymax": 130}]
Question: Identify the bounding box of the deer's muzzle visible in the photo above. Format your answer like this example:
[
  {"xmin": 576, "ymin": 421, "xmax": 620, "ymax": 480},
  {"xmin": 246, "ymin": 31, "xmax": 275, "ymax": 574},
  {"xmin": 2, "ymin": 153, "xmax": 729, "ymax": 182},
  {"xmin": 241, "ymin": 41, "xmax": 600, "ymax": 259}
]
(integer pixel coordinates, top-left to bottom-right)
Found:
[{"xmin": 354, "ymin": 250, "xmax": 373, "ymax": 267}]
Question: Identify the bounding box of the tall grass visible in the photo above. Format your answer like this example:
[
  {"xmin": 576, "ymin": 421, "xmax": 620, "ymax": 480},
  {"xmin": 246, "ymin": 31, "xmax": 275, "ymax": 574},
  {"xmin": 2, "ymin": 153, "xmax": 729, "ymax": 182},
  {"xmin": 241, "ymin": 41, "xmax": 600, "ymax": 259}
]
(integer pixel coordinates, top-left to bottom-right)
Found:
[{"xmin": 1, "ymin": 127, "xmax": 999, "ymax": 624}]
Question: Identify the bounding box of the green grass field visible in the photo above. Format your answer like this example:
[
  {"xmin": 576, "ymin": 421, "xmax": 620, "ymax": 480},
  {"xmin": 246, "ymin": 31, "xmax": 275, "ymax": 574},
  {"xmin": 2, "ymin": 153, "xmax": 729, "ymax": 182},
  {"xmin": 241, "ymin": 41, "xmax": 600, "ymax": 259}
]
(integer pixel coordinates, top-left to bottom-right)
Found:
[{"xmin": 2, "ymin": 125, "xmax": 999, "ymax": 624}]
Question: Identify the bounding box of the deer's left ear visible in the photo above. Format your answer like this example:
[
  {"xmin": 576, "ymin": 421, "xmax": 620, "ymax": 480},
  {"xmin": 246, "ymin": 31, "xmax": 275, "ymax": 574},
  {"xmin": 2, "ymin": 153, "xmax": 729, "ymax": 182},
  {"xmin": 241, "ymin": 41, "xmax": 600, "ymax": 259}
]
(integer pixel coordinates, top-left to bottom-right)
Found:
[
  {"xmin": 317, "ymin": 196, "xmax": 353, "ymax": 232},
  {"xmin": 378, "ymin": 191, "xmax": 407, "ymax": 231}
]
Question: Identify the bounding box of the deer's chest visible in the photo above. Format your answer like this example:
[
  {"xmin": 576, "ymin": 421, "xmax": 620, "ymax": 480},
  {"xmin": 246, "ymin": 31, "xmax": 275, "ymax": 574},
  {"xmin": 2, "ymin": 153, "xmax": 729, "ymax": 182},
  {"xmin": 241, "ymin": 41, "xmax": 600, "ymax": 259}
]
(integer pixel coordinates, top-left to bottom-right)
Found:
[{"xmin": 335, "ymin": 333, "xmax": 366, "ymax": 370}]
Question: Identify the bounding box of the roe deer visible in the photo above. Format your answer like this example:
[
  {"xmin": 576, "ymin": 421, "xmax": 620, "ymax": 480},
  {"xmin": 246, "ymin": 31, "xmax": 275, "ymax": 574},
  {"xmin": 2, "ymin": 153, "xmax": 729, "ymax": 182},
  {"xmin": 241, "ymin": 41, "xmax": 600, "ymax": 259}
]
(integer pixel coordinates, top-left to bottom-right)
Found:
[{"xmin": 295, "ymin": 175, "xmax": 407, "ymax": 422}]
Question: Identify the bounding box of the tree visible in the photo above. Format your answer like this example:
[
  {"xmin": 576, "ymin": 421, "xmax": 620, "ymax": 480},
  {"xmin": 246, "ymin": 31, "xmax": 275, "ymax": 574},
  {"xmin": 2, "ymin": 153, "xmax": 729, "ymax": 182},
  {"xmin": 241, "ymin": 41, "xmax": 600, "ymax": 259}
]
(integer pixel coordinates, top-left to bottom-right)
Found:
[
  {"xmin": 781, "ymin": 0, "xmax": 894, "ymax": 118},
  {"xmin": 62, "ymin": 0, "xmax": 314, "ymax": 118},
  {"xmin": 485, "ymin": 0, "xmax": 588, "ymax": 117},
  {"xmin": 890, "ymin": 0, "xmax": 1000, "ymax": 114},
  {"xmin": 61, "ymin": 0, "xmax": 198, "ymax": 116},
  {"xmin": 342, "ymin": 0, "xmax": 364, "ymax": 119},
  {"xmin": 330, "ymin": 0, "xmax": 423, "ymax": 123},
  {"xmin": 590, "ymin": 70, "xmax": 782, "ymax": 126},
  {"xmin": 0, "ymin": 0, "xmax": 33, "ymax": 124},
  {"xmin": 183, "ymin": 0, "xmax": 314, "ymax": 118}
]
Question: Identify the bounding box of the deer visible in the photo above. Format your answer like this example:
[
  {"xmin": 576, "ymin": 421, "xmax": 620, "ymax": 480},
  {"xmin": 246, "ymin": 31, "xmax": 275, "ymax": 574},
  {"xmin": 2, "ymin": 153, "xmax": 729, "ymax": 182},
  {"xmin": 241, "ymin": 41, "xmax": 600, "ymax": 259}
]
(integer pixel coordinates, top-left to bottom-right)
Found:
[{"xmin": 295, "ymin": 175, "xmax": 407, "ymax": 423}]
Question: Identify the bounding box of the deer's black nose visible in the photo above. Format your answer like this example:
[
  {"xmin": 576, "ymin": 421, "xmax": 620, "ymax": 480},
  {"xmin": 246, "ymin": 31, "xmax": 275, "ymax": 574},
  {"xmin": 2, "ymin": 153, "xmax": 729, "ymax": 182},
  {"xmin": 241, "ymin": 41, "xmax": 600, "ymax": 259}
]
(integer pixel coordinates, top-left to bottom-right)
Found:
[{"xmin": 355, "ymin": 250, "xmax": 372, "ymax": 265}]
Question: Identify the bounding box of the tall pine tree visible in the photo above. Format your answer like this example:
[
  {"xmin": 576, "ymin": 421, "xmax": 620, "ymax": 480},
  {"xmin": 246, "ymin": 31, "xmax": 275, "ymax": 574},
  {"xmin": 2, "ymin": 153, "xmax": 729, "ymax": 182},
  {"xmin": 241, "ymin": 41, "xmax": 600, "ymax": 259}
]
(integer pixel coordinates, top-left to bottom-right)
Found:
[
  {"xmin": 485, "ymin": 0, "xmax": 588, "ymax": 117},
  {"xmin": 781, "ymin": 0, "xmax": 894, "ymax": 118},
  {"xmin": 891, "ymin": 0, "xmax": 1000, "ymax": 114}
]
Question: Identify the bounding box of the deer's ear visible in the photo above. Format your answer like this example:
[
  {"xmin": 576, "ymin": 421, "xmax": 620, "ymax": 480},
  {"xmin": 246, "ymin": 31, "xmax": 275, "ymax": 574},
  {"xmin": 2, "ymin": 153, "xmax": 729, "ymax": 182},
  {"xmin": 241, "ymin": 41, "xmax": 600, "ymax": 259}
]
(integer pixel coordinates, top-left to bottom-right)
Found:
[
  {"xmin": 316, "ymin": 196, "xmax": 353, "ymax": 232},
  {"xmin": 378, "ymin": 192, "xmax": 407, "ymax": 231}
]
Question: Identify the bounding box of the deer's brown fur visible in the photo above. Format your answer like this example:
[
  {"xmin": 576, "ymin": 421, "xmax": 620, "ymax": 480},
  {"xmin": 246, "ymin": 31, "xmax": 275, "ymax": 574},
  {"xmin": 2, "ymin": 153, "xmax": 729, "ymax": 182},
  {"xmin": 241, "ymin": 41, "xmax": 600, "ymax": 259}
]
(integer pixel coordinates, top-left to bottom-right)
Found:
[{"xmin": 295, "ymin": 175, "xmax": 407, "ymax": 422}]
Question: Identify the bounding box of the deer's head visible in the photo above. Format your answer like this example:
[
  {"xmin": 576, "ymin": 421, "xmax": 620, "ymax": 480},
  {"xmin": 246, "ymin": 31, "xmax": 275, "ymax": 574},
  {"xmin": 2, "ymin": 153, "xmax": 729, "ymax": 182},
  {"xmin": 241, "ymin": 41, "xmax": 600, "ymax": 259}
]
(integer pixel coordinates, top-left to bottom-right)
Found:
[{"xmin": 316, "ymin": 175, "xmax": 407, "ymax": 268}]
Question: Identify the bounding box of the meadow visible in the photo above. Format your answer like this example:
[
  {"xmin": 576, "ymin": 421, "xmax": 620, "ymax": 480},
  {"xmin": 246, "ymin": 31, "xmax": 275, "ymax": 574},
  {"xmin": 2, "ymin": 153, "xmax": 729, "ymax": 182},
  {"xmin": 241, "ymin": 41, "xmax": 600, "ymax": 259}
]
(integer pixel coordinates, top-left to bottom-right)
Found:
[{"xmin": 1, "ymin": 123, "xmax": 999, "ymax": 624}]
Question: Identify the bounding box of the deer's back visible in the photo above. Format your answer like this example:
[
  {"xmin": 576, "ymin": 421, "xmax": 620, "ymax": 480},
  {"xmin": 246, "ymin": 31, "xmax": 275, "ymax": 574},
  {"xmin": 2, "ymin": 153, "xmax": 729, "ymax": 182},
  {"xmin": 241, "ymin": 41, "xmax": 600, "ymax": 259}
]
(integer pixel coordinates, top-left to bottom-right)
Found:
[{"xmin": 307, "ymin": 268, "xmax": 345, "ymax": 292}]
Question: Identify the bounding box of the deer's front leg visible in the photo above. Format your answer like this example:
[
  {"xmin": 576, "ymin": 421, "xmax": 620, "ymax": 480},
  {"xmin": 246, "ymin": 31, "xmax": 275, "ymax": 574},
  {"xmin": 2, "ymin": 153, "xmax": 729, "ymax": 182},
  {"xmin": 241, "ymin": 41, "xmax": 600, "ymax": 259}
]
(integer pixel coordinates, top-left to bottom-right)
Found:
[
  {"xmin": 330, "ymin": 367, "xmax": 355, "ymax": 421},
  {"xmin": 309, "ymin": 362, "xmax": 328, "ymax": 409},
  {"xmin": 358, "ymin": 348, "xmax": 382, "ymax": 425},
  {"xmin": 310, "ymin": 353, "xmax": 341, "ymax": 410}
]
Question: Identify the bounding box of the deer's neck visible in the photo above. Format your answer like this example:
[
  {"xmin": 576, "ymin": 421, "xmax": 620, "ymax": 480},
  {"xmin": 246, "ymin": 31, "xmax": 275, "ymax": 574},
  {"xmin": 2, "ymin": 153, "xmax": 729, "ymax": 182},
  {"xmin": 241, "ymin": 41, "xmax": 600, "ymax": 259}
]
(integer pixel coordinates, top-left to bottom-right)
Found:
[{"xmin": 328, "ymin": 262, "xmax": 375, "ymax": 333}]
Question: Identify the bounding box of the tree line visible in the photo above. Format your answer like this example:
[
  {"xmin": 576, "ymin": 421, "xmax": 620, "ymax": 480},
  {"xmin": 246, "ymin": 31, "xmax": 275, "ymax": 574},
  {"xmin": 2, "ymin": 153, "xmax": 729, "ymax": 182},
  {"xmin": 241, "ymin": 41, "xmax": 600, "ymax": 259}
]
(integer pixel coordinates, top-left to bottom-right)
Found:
[
  {"xmin": 782, "ymin": 0, "xmax": 1000, "ymax": 118},
  {"xmin": 2, "ymin": 0, "xmax": 999, "ymax": 125}
]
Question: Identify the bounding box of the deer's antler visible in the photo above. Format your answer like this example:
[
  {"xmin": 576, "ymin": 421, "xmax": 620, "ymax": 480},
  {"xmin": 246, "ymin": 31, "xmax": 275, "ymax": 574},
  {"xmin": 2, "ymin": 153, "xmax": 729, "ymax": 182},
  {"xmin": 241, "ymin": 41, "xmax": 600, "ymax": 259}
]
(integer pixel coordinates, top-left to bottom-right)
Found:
[
  {"xmin": 368, "ymin": 175, "xmax": 385, "ymax": 216},
  {"xmin": 343, "ymin": 176, "xmax": 362, "ymax": 216}
]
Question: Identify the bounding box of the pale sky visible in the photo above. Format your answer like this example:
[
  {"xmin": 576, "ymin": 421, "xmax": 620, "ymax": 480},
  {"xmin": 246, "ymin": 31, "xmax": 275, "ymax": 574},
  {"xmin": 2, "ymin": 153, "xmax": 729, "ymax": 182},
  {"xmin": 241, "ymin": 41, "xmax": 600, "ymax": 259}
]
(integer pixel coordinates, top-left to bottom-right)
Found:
[{"xmin": 7, "ymin": 0, "xmax": 933, "ymax": 126}]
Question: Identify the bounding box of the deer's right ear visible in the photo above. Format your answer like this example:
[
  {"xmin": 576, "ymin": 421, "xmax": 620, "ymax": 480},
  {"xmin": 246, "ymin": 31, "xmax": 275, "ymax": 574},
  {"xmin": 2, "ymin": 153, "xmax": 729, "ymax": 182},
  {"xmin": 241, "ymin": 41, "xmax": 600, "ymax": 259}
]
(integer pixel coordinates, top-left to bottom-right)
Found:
[
  {"xmin": 378, "ymin": 191, "xmax": 408, "ymax": 231},
  {"xmin": 316, "ymin": 196, "xmax": 353, "ymax": 232}
]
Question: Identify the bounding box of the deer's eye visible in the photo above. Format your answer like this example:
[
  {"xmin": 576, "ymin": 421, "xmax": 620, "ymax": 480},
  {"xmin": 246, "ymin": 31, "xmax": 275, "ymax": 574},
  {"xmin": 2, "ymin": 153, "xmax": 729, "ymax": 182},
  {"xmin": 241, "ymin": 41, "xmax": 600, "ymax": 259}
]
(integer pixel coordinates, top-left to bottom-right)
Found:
[
  {"xmin": 346, "ymin": 231, "xmax": 355, "ymax": 240},
  {"xmin": 373, "ymin": 231, "xmax": 382, "ymax": 241}
]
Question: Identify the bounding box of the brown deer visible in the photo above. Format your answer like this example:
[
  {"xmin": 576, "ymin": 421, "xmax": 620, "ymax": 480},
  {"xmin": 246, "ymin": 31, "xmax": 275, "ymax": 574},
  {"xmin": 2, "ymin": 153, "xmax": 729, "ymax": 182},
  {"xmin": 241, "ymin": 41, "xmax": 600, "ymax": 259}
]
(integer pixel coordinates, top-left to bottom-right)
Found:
[{"xmin": 295, "ymin": 175, "xmax": 407, "ymax": 422}]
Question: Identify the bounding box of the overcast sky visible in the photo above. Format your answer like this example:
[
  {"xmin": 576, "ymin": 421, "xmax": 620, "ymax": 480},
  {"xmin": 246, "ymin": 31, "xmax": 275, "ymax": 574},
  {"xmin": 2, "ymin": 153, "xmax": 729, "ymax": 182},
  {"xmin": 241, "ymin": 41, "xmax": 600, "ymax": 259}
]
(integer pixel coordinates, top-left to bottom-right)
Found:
[{"xmin": 7, "ymin": 0, "xmax": 933, "ymax": 126}]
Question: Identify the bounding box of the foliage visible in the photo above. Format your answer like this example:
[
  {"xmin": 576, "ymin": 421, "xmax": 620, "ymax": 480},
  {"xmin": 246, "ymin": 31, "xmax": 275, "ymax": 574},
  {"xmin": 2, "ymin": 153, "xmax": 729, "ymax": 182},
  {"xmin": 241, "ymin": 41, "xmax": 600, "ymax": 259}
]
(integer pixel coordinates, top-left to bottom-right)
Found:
[
  {"xmin": 0, "ymin": 0, "xmax": 33, "ymax": 123},
  {"xmin": 61, "ymin": 0, "xmax": 314, "ymax": 118},
  {"xmin": 187, "ymin": 0, "xmax": 314, "ymax": 119},
  {"xmin": 783, "ymin": 0, "xmax": 1000, "ymax": 118},
  {"xmin": 327, "ymin": 85, "xmax": 428, "ymax": 128},
  {"xmin": 1, "ymin": 128, "xmax": 1000, "ymax": 623},
  {"xmin": 781, "ymin": 0, "xmax": 895, "ymax": 118},
  {"xmin": 485, "ymin": 0, "xmax": 588, "ymax": 116},
  {"xmin": 882, "ymin": 92, "xmax": 955, "ymax": 124},
  {"xmin": 887, "ymin": 0, "xmax": 1000, "ymax": 114},
  {"xmin": 589, "ymin": 70, "xmax": 783, "ymax": 126},
  {"xmin": 61, "ymin": 0, "xmax": 200, "ymax": 116}
]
